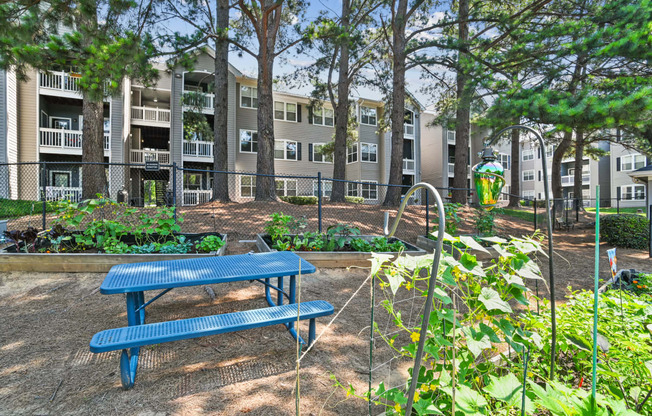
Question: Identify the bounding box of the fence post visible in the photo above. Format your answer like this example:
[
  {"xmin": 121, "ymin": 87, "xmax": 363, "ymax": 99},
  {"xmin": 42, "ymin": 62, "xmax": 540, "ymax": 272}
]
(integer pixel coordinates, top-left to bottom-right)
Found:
[
  {"xmin": 317, "ymin": 172, "xmax": 322, "ymax": 233},
  {"xmin": 565, "ymin": 197, "xmax": 569, "ymax": 225},
  {"xmin": 41, "ymin": 162, "xmax": 47, "ymax": 230},
  {"xmin": 649, "ymin": 205, "xmax": 651, "ymax": 258},
  {"xmin": 575, "ymin": 198, "xmax": 579, "ymax": 222},
  {"xmin": 617, "ymin": 195, "xmax": 620, "ymax": 214},
  {"xmin": 425, "ymin": 191, "xmax": 430, "ymax": 236},
  {"xmin": 172, "ymin": 162, "xmax": 177, "ymax": 224},
  {"xmin": 534, "ymin": 198, "xmax": 537, "ymax": 232}
]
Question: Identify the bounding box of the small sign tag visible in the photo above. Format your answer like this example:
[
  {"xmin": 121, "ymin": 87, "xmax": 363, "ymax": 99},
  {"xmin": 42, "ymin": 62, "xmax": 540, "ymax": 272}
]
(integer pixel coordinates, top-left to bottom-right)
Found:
[{"xmin": 145, "ymin": 160, "xmax": 160, "ymax": 171}]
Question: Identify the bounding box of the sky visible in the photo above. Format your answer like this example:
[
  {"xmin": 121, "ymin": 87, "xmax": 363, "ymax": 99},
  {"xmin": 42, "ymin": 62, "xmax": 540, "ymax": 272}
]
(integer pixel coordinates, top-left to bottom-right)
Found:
[{"xmin": 161, "ymin": 0, "xmax": 441, "ymax": 109}]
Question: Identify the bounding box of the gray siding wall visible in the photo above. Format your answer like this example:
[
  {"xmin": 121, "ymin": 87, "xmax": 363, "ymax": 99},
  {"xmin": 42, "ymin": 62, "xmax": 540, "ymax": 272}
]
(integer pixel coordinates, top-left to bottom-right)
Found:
[{"xmin": 0, "ymin": 70, "xmax": 6, "ymax": 164}]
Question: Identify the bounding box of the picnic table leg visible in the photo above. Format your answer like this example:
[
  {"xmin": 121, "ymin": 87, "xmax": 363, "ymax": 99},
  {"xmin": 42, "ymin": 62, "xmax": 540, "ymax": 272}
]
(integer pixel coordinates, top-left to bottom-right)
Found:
[
  {"xmin": 120, "ymin": 292, "xmax": 143, "ymax": 389},
  {"xmin": 287, "ymin": 275, "xmax": 306, "ymax": 346},
  {"xmin": 277, "ymin": 276, "xmax": 284, "ymax": 306}
]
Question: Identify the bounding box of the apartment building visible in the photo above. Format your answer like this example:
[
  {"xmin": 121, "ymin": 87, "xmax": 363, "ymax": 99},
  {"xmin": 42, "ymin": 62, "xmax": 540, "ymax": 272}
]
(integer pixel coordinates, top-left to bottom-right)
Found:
[
  {"xmin": 0, "ymin": 48, "xmax": 422, "ymax": 206},
  {"xmin": 606, "ymin": 141, "xmax": 649, "ymax": 208}
]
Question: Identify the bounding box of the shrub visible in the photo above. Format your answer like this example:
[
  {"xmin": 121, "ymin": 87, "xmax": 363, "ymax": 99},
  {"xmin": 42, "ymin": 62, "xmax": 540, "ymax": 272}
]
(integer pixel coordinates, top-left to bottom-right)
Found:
[
  {"xmin": 345, "ymin": 196, "xmax": 364, "ymax": 204},
  {"xmin": 600, "ymin": 214, "xmax": 649, "ymax": 250},
  {"xmin": 431, "ymin": 202, "xmax": 462, "ymax": 236},
  {"xmin": 279, "ymin": 196, "xmax": 318, "ymax": 205},
  {"xmin": 520, "ymin": 199, "xmax": 546, "ymax": 208},
  {"xmin": 474, "ymin": 208, "xmax": 495, "ymax": 236}
]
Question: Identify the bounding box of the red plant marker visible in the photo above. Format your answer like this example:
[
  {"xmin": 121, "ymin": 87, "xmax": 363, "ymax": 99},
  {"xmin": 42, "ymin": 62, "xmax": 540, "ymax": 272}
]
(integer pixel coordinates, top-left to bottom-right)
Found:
[{"xmin": 578, "ymin": 377, "xmax": 584, "ymax": 388}]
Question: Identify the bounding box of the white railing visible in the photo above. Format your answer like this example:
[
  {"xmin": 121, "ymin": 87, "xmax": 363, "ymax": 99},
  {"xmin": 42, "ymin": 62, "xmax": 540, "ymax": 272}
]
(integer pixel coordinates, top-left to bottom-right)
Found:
[
  {"xmin": 45, "ymin": 186, "xmax": 82, "ymax": 202},
  {"xmin": 183, "ymin": 140, "xmax": 213, "ymax": 158},
  {"xmin": 561, "ymin": 174, "xmax": 590, "ymax": 186},
  {"xmin": 131, "ymin": 106, "xmax": 171, "ymax": 124},
  {"xmin": 39, "ymin": 71, "xmax": 81, "ymax": 93},
  {"xmin": 183, "ymin": 190, "xmax": 212, "ymax": 206},
  {"xmin": 183, "ymin": 91, "xmax": 215, "ymax": 110},
  {"xmin": 448, "ymin": 163, "xmax": 455, "ymax": 177},
  {"xmin": 130, "ymin": 149, "xmax": 170, "ymax": 164},
  {"xmin": 403, "ymin": 158, "xmax": 415, "ymax": 172},
  {"xmin": 39, "ymin": 128, "xmax": 110, "ymax": 151}
]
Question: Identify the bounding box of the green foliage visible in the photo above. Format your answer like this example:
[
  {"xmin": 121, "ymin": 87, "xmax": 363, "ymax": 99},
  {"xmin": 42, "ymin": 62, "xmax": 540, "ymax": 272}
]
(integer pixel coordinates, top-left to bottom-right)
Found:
[
  {"xmin": 264, "ymin": 212, "xmax": 307, "ymax": 241},
  {"xmin": 0, "ymin": 198, "xmax": 56, "ymax": 219},
  {"xmin": 3, "ymin": 227, "xmax": 39, "ymax": 253},
  {"xmin": 431, "ymin": 203, "xmax": 463, "ymax": 236},
  {"xmin": 600, "ymin": 214, "xmax": 650, "ymax": 250},
  {"xmin": 156, "ymin": 236, "xmax": 193, "ymax": 254},
  {"xmin": 474, "ymin": 208, "xmax": 495, "ymax": 236},
  {"xmin": 197, "ymin": 235, "xmax": 225, "ymax": 253},
  {"xmin": 345, "ymin": 196, "xmax": 364, "ymax": 204},
  {"xmin": 182, "ymin": 91, "xmax": 213, "ymax": 142},
  {"xmin": 279, "ymin": 196, "xmax": 318, "ymax": 205}
]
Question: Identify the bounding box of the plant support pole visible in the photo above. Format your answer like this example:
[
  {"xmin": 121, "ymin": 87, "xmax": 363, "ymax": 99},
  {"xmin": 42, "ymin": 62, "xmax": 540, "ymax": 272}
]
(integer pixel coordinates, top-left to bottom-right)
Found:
[
  {"xmin": 592, "ymin": 186, "xmax": 600, "ymax": 406},
  {"xmin": 317, "ymin": 172, "xmax": 322, "ymax": 233},
  {"xmin": 383, "ymin": 182, "xmax": 445, "ymax": 416}
]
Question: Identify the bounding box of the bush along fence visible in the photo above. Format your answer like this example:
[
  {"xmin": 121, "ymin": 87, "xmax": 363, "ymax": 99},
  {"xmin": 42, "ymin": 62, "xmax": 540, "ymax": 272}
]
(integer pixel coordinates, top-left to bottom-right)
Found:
[{"xmin": 0, "ymin": 161, "xmax": 478, "ymax": 241}]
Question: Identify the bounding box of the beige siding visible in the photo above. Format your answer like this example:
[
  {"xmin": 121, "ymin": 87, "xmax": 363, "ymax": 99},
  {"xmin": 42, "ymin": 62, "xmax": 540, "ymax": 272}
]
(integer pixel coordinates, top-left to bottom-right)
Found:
[
  {"xmin": 18, "ymin": 70, "xmax": 39, "ymax": 199},
  {"xmin": 419, "ymin": 112, "xmax": 444, "ymax": 187}
]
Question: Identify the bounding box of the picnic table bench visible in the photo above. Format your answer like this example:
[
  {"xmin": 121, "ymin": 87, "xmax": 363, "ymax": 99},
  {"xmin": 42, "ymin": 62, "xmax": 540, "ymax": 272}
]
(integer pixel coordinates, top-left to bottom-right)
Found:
[{"xmin": 89, "ymin": 251, "xmax": 334, "ymax": 389}]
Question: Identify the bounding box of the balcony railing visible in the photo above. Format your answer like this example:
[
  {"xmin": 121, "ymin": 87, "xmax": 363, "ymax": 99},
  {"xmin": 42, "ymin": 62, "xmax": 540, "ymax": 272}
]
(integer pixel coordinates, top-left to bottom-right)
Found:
[
  {"xmin": 44, "ymin": 186, "xmax": 82, "ymax": 202},
  {"xmin": 183, "ymin": 140, "xmax": 213, "ymax": 158},
  {"xmin": 183, "ymin": 189, "xmax": 212, "ymax": 206},
  {"xmin": 183, "ymin": 91, "xmax": 215, "ymax": 110},
  {"xmin": 39, "ymin": 71, "xmax": 81, "ymax": 93},
  {"xmin": 402, "ymin": 158, "xmax": 415, "ymax": 172},
  {"xmin": 39, "ymin": 128, "xmax": 110, "ymax": 151},
  {"xmin": 561, "ymin": 174, "xmax": 590, "ymax": 186},
  {"xmin": 130, "ymin": 149, "xmax": 170, "ymax": 164},
  {"xmin": 131, "ymin": 106, "xmax": 171, "ymax": 124}
]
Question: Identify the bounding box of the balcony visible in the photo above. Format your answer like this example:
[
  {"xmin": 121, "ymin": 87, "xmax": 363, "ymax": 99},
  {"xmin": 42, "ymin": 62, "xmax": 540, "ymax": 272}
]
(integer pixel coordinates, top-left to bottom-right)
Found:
[
  {"xmin": 183, "ymin": 91, "xmax": 215, "ymax": 113},
  {"xmin": 403, "ymin": 158, "xmax": 415, "ymax": 173},
  {"xmin": 39, "ymin": 128, "xmax": 109, "ymax": 155},
  {"xmin": 183, "ymin": 189, "xmax": 212, "ymax": 206},
  {"xmin": 131, "ymin": 106, "xmax": 171, "ymax": 126},
  {"xmin": 130, "ymin": 148, "xmax": 170, "ymax": 165},
  {"xmin": 561, "ymin": 174, "xmax": 590, "ymax": 186},
  {"xmin": 39, "ymin": 71, "xmax": 81, "ymax": 97},
  {"xmin": 183, "ymin": 140, "xmax": 214, "ymax": 162},
  {"xmin": 44, "ymin": 186, "xmax": 82, "ymax": 202}
]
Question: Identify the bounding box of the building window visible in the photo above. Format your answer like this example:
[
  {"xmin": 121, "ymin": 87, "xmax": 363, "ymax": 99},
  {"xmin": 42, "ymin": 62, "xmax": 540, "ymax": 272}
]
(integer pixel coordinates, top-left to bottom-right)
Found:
[
  {"xmin": 312, "ymin": 107, "xmax": 334, "ymax": 126},
  {"xmin": 522, "ymin": 149, "xmax": 534, "ymax": 161},
  {"xmin": 274, "ymin": 101, "xmax": 297, "ymax": 122},
  {"xmin": 50, "ymin": 171, "xmax": 71, "ymax": 187},
  {"xmin": 313, "ymin": 180, "xmax": 333, "ymax": 197},
  {"xmin": 360, "ymin": 106, "xmax": 377, "ymax": 125},
  {"xmin": 499, "ymin": 185, "xmax": 510, "ymax": 202},
  {"xmin": 275, "ymin": 179, "xmax": 297, "ymax": 197},
  {"xmin": 620, "ymin": 185, "xmax": 646, "ymax": 200},
  {"xmin": 240, "ymin": 85, "xmax": 258, "ymax": 108},
  {"xmin": 347, "ymin": 143, "xmax": 358, "ymax": 164},
  {"xmin": 522, "ymin": 190, "xmax": 535, "ymax": 200},
  {"xmin": 239, "ymin": 130, "xmax": 258, "ymax": 153},
  {"xmin": 347, "ymin": 182, "xmax": 358, "ymax": 197},
  {"xmin": 361, "ymin": 181, "xmax": 378, "ymax": 200},
  {"xmin": 522, "ymin": 170, "xmax": 535, "ymax": 181},
  {"xmin": 621, "ymin": 154, "xmax": 646, "ymax": 171},
  {"xmin": 404, "ymin": 110, "xmax": 414, "ymax": 136},
  {"xmin": 546, "ymin": 145, "xmax": 554, "ymax": 158},
  {"xmin": 274, "ymin": 140, "xmax": 297, "ymax": 160},
  {"xmin": 500, "ymin": 153, "xmax": 510, "ymax": 170},
  {"xmin": 447, "ymin": 130, "xmax": 456, "ymax": 143},
  {"xmin": 240, "ymin": 175, "xmax": 256, "ymax": 197},
  {"xmin": 361, "ymin": 143, "xmax": 377, "ymax": 162},
  {"xmin": 313, "ymin": 143, "xmax": 333, "ymax": 163}
]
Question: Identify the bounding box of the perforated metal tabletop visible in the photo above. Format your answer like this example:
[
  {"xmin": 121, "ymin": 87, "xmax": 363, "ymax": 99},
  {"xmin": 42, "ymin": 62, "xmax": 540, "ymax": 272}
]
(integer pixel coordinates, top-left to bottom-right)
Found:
[{"xmin": 100, "ymin": 251, "xmax": 316, "ymax": 294}]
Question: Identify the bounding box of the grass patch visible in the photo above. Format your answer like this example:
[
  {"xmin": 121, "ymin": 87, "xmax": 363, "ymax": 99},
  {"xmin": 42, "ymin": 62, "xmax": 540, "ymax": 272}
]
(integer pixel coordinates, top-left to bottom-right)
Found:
[
  {"xmin": 0, "ymin": 199, "xmax": 56, "ymax": 220},
  {"xmin": 585, "ymin": 207, "xmax": 645, "ymax": 215},
  {"xmin": 494, "ymin": 207, "xmax": 546, "ymax": 223}
]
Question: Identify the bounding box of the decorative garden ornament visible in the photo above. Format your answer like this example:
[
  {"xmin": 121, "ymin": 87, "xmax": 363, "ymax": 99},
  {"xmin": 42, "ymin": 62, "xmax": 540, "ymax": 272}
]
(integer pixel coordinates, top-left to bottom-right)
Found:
[{"xmin": 472, "ymin": 147, "xmax": 505, "ymax": 210}]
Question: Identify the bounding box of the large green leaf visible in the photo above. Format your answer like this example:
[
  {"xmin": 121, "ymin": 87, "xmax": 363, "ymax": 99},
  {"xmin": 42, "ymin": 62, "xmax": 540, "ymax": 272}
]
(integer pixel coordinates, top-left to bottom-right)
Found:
[
  {"xmin": 452, "ymin": 384, "xmax": 488, "ymax": 415},
  {"xmin": 385, "ymin": 268, "xmax": 404, "ymax": 295},
  {"xmin": 462, "ymin": 326, "xmax": 492, "ymax": 358},
  {"xmin": 460, "ymin": 236, "xmax": 490, "ymax": 254},
  {"xmin": 485, "ymin": 373, "xmax": 535, "ymax": 413},
  {"xmin": 478, "ymin": 287, "xmax": 513, "ymax": 313}
]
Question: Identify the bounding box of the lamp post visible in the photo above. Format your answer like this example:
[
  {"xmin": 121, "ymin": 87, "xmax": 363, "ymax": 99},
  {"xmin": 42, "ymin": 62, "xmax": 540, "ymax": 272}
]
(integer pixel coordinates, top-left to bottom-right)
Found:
[{"xmin": 471, "ymin": 125, "xmax": 557, "ymax": 379}]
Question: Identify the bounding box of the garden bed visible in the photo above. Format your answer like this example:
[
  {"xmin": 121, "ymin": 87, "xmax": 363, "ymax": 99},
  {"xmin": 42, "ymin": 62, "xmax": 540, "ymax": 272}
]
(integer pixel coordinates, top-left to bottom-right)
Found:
[
  {"xmin": 415, "ymin": 234, "xmax": 501, "ymax": 261},
  {"xmin": 0, "ymin": 232, "xmax": 228, "ymax": 273},
  {"xmin": 256, "ymin": 234, "xmax": 424, "ymax": 267}
]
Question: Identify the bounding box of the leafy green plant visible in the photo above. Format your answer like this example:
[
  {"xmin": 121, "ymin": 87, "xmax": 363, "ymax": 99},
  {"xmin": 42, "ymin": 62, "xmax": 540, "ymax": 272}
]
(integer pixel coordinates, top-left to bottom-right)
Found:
[
  {"xmin": 156, "ymin": 236, "xmax": 193, "ymax": 254},
  {"xmin": 430, "ymin": 202, "xmax": 462, "ymax": 237},
  {"xmin": 3, "ymin": 227, "xmax": 40, "ymax": 253},
  {"xmin": 325, "ymin": 223, "xmax": 360, "ymax": 251},
  {"xmin": 280, "ymin": 196, "xmax": 318, "ymax": 205},
  {"xmin": 197, "ymin": 235, "xmax": 224, "ymax": 253},
  {"xmin": 264, "ymin": 212, "xmax": 306, "ymax": 242},
  {"xmin": 474, "ymin": 208, "xmax": 495, "ymax": 236},
  {"xmin": 600, "ymin": 214, "xmax": 649, "ymax": 250},
  {"xmin": 350, "ymin": 237, "xmax": 373, "ymax": 252},
  {"xmin": 345, "ymin": 196, "xmax": 364, "ymax": 204}
]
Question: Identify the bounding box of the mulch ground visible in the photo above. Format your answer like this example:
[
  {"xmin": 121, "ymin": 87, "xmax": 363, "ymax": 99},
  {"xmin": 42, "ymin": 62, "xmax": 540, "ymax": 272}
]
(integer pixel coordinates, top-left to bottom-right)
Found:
[{"xmin": 0, "ymin": 206, "xmax": 650, "ymax": 415}]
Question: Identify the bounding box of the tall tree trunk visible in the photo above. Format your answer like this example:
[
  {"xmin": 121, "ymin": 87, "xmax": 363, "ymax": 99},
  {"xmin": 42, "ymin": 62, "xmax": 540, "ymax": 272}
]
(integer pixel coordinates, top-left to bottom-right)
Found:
[
  {"xmin": 254, "ymin": 41, "xmax": 277, "ymax": 200},
  {"xmin": 551, "ymin": 130, "xmax": 572, "ymax": 212},
  {"xmin": 81, "ymin": 93, "xmax": 107, "ymax": 199},
  {"xmin": 212, "ymin": 0, "xmax": 230, "ymax": 202},
  {"xmin": 572, "ymin": 128, "xmax": 584, "ymax": 209},
  {"xmin": 382, "ymin": 0, "xmax": 408, "ymax": 207},
  {"xmin": 451, "ymin": 0, "xmax": 470, "ymax": 205},
  {"xmin": 508, "ymin": 126, "xmax": 520, "ymax": 207},
  {"xmin": 330, "ymin": 0, "xmax": 350, "ymax": 203}
]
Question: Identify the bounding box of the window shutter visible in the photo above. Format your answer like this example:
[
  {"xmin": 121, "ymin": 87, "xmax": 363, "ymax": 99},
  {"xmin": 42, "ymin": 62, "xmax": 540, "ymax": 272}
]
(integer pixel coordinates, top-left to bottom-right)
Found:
[
  {"xmin": 508, "ymin": 155, "xmax": 511, "ymax": 170},
  {"xmin": 308, "ymin": 143, "xmax": 313, "ymax": 161},
  {"xmin": 538, "ymin": 171, "xmax": 542, "ymax": 181},
  {"xmin": 297, "ymin": 105, "xmax": 302, "ymax": 122},
  {"xmin": 308, "ymin": 107, "xmax": 313, "ymax": 124},
  {"xmin": 616, "ymin": 157, "xmax": 621, "ymax": 171},
  {"xmin": 616, "ymin": 186, "xmax": 621, "ymax": 199},
  {"xmin": 297, "ymin": 142, "xmax": 302, "ymax": 160},
  {"xmin": 538, "ymin": 148, "xmax": 541, "ymax": 159}
]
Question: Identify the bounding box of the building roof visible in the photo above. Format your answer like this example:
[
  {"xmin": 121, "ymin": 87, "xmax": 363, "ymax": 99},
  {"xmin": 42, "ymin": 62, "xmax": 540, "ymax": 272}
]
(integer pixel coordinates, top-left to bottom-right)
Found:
[{"xmin": 628, "ymin": 163, "xmax": 652, "ymax": 182}]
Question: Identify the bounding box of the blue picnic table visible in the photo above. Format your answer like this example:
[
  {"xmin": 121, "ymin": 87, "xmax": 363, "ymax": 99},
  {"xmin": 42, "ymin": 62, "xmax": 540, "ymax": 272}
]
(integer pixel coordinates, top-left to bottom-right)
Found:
[{"xmin": 90, "ymin": 251, "xmax": 334, "ymax": 389}]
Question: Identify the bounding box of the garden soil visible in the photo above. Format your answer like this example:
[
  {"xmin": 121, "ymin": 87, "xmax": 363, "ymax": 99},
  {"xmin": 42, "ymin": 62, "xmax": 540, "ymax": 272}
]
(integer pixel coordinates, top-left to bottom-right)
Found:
[{"xmin": 1, "ymin": 210, "xmax": 650, "ymax": 415}]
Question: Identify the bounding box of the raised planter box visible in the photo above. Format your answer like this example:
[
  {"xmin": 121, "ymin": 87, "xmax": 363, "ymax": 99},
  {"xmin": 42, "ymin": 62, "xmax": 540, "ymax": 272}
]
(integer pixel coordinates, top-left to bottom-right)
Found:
[
  {"xmin": 0, "ymin": 234, "xmax": 227, "ymax": 273},
  {"xmin": 256, "ymin": 234, "xmax": 425, "ymax": 268},
  {"xmin": 415, "ymin": 235, "xmax": 500, "ymax": 261}
]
